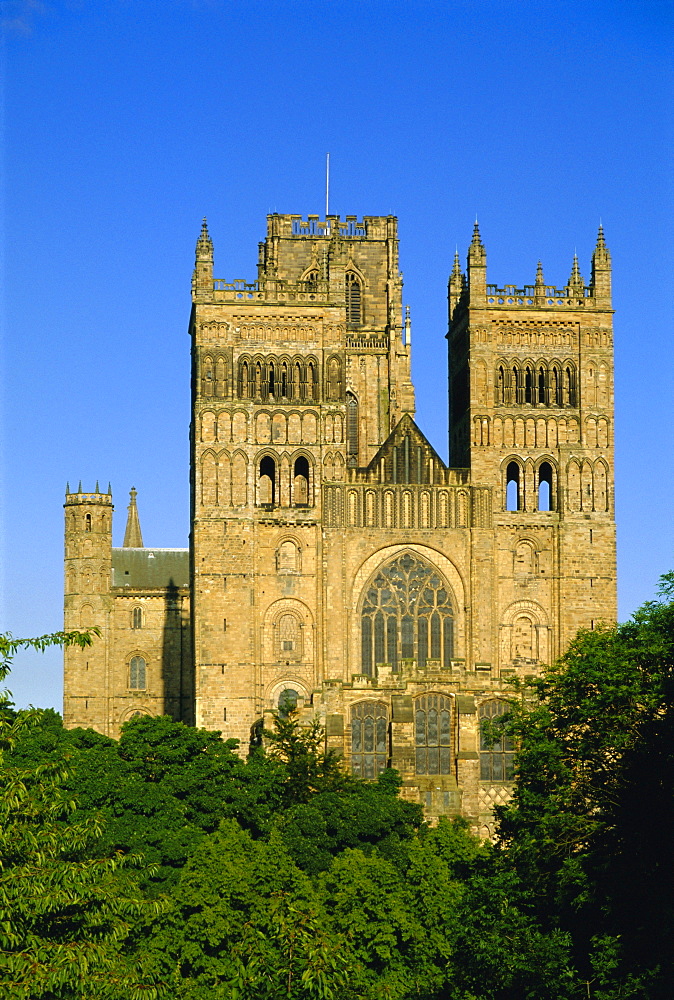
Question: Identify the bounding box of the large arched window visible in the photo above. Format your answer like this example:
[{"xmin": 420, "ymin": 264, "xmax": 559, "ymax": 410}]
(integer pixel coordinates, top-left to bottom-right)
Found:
[
  {"xmin": 360, "ymin": 553, "xmax": 454, "ymax": 675},
  {"xmin": 345, "ymin": 271, "xmax": 362, "ymax": 326},
  {"xmin": 415, "ymin": 693, "xmax": 451, "ymax": 775},
  {"xmin": 351, "ymin": 701, "xmax": 388, "ymax": 778},
  {"xmin": 129, "ymin": 656, "xmax": 146, "ymax": 691},
  {"xmin": 479, "ymin": 700, "xmax": 514, "ymax": 782}
]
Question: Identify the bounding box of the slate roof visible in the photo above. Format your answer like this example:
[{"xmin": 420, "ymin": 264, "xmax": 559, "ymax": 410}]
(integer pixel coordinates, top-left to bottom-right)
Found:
[{"xmin": 111, "ymin": 548, "xmax": 189, "ymax": 590}]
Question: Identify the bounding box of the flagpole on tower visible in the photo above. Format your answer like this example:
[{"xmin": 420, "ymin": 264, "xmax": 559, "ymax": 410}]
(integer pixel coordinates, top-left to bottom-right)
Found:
[{"xmin": 325, "ymin": 152, "xmax": 330, "ymax": 219}]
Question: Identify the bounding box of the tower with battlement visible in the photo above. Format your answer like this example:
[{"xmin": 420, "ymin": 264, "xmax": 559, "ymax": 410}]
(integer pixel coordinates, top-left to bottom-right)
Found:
[{"xmin": 63, "ymin": 213, "xmax": 616, "ymax": 832}]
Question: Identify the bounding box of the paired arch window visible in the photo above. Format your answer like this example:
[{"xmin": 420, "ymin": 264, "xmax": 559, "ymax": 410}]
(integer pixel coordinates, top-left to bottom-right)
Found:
[
  {"xmin": 415, "ymin": 694, "xmax": 451, "ymax": 775},
  {"xmin": 479, "ymin": 700, "xmax": 514, "ymax": 782},
  {"xmin": 129, "ymin": 656, "xmax": 146, "ymax": 691},
  {"xmin": 351, "ymin": 701, "xmax": 388, "ymax": 778},
  {"xmin": 132, "ymin": 607, "xmax": 143, "ymax": 629},
  {"xmin": 505, "ymin": 460, "xmax": 556, "ymax": 512},
  {"xmin": 201, "ymin": 355, "xmax": 227, "ymax": 397},
  {"xmin": 345, "ymin": 271, "xmax": 362, "ymax": 326},
  {"xmin": 361, "ymin": 553, "xmax": 454, "ymax": 675}
]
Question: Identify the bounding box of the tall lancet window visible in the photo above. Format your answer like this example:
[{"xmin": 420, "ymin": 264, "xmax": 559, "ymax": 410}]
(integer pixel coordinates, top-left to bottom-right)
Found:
[{"xmin": 345, "ymin": 271, "xmax": 362, "ymax": 326}]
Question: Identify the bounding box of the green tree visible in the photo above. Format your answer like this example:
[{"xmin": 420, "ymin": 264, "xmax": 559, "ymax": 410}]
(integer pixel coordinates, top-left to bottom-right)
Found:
[
  {"xmin": 496, "ymin": 576, "xmax": 674, "ymax": 997},
  {"xmin": 0, "ymin": 631, "xmax": 165, "ymax": 999}
]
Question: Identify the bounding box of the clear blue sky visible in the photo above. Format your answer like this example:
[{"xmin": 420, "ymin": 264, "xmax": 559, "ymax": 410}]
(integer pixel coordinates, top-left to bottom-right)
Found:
[{"xmin": 2, "ymin": 0, "xmax": 673, "ymax": 709}]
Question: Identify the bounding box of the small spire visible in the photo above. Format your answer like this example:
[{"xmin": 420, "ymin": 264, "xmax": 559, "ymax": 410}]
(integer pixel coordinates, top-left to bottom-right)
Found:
[
  {"xmin": 78, "ymin": 481, "xmax": 82, "ymax": 493},
  {"xmin": 451, "ymin": 248, "xmax": 462, "ymax": 278},
  {"xmin": 66, "ymin": 481, "xmax": 70, "ymax": 495},
  {"xmin": 470, "ymin": 219, "xmax": 484, "ymax": 249},
  {"xmin": 593, "ymin": 222, "xmax": 611, "ymax": 264},
  {"xmin": 535, "ymin": 260, "xmax": 545, "ymax": 286},
  {"xmin": 95, "ymin": 480, "xmax": 100, "ymax": 494},
  {"xmin": 568, "ymin": 252, "xmax": 584, "ymax": 290},
  {"xmin": 404, "ymin": 304, "xmax": 411, "ymax": 346},
  {"xmin": 123, "ymin": 487, "xmax": 144, "ymax": 548},
  {"xmin": 107, "ymin": 482, "xmax": 112, "ymax": 496},
  {"xmin": 195, "ymin": 217, "xmax": 214, "ymax": 259}
]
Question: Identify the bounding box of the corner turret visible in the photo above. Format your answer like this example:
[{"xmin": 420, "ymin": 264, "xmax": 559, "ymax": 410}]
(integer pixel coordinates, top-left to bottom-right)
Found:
[
  {"xmin": 448, "ymin": 249, "xmax": 465, "ymax": 318},
  {"xmin": 192, "ymin": 218, "xmax": 214, "ymax": 298},
  {"xmin": 467, "ymin": 221, "xmax": 486, "ymax": 306}
]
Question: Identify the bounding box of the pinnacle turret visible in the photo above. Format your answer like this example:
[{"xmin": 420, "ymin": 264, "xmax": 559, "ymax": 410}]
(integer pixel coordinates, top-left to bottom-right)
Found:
[
  {"xmin": 567, "ymin": 252, "xmax": 584, "ymax": 291},
  {"xmin": 195, "ymin": 218, "xmax": 214, "ymax": 260},
  {"xmin": 535, "ymin": 260, "xmax": 544, "ymax": 286},
  {"xmin": 591, "ymin": 223, "xmax": 611, "ymax": 304},
  {"xmin": 123, "ymin": 487, "xmax": 144, "ymax": 548}
]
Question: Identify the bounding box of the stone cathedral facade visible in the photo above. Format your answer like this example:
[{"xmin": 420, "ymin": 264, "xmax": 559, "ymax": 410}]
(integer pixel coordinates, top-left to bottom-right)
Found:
[{"xmin": 63, "ymin": 213, "xmax": 616, "ymax": 831}]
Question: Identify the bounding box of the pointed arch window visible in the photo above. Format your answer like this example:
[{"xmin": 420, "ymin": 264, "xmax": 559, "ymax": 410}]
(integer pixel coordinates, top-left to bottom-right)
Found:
[
  {"xmin": 327, "ymin": 357, "xmax": 342, "ymax": 400},
  {"xmin": 132, "ymin": 607, "xmax": 143, "ymax": 629},
  {"xmin": 479, "ymin": 700, "xmax": 514, "ymax": 782},
  {"xmin": 524, "ymin": 366, "xmax": 533, "ymax": 404},
  {"xmin": 268, "ymin": 360, "xmax": 276, "ymax": 397},
  {"xmin": 415, "ymin": 694, "xmax": 452, "ymax": 775},
  {"xmin": 351, "ymin": 701, "xmax": 388, "ymax": 778},
  {"xmin": 85, "ymin": 513, "xmax": 92, "ymax": 532},
  {"xmin": 538, "ymin": 367, "xmax": 546, "ymax": 404},
  {"xmin": 360, "ymin": 553, "xmax": 454, "ymax": 675},
  {"xmin": 304, "ymin": 269, "xmax": 319, "ymax": 291},
  {"xmin": 129, "ymin": 656, "xmax": 146, "ymax": 691},
  {"xmin": 345, "ymin": 271, "xmax": 362, "ymax": 326},
  {"xmin": 346, "ymin": 392, "xmax": 358, "ymax": 465}
]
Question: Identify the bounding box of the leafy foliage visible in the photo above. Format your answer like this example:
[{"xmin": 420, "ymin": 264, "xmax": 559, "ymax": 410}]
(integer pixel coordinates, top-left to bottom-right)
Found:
[{"xmin": 0, "ymin": 631, "xmax": 165, "ymax": 999}]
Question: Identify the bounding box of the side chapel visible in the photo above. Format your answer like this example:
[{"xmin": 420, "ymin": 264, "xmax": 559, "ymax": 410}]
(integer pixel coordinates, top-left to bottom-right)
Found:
[{"xmin": 63, "ymin": 212, "xmax": 616, "ymax": 831}]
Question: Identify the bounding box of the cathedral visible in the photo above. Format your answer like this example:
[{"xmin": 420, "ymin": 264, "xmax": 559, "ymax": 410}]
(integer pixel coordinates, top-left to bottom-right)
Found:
[{"xmin": 63, "ymin": 212, "xmax": 616, "ymax": 831}]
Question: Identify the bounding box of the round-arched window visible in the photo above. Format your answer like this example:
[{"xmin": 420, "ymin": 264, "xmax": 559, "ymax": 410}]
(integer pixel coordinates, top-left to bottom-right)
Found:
[{"xmin": 278, "ymin": 688, "xmax": 299, "ymax": 718}]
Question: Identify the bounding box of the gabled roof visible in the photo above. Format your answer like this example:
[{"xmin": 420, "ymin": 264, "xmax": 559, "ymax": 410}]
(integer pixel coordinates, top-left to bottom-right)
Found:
[
  {"xmin": 112, "ymin": 548, "xmax": 189, "ymax": 590},
  {"xmin": 366, "ymin": 413, "xmax": 448, "ymax": 482}
]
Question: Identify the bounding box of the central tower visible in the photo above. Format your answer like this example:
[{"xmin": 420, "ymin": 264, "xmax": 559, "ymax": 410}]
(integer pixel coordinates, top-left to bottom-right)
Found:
[{"xmin": 190, "ymin": 214, "xmax": 414, "ymax": 739}]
